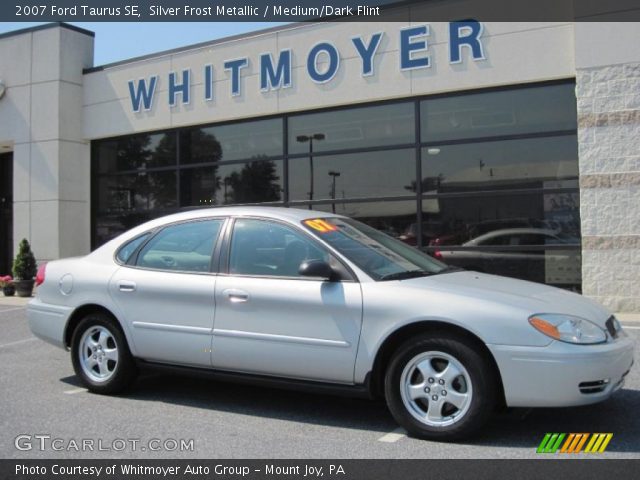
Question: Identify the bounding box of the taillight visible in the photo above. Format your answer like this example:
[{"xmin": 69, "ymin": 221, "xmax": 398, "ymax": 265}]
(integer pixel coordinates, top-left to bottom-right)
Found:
[
  {"xmin": 433, "ymin": 249, "xmax": 443, "ymax": 260},
  {"xmin": 35, "ymin": 263, "xmax": 47, "ymax": 286}
]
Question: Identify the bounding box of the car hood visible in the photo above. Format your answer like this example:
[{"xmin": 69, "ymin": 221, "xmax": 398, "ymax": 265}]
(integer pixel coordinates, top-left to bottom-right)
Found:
[{"xmin": 401, "ymin": 270, "xmax": 611, "ymax": 326}]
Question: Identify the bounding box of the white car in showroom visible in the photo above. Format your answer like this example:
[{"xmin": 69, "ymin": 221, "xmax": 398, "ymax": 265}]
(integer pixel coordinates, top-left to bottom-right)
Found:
[{"xmin": 28, "ymin": 207, "xmax": 634, "ymax": 440}]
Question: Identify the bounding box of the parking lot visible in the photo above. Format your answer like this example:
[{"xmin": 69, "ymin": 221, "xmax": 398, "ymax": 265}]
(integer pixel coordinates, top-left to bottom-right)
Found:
[{"xmin": 1, "ymin": 301, "xmax": 639, "ymax": 459}]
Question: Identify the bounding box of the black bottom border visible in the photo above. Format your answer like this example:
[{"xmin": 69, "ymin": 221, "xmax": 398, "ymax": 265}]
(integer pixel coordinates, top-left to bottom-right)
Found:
[{"xmin": 3, "ymin": 459, "xmax": 639, "ymax": 480}]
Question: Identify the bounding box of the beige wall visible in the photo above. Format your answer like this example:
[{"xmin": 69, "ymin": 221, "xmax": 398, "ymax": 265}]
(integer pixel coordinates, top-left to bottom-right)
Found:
[{"xmin": 0, "ymin": 25, "xmax": 94, "ymax": 261}]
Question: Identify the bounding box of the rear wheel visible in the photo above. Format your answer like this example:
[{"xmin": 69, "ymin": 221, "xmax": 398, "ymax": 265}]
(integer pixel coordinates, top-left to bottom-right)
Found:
[
  {"xmin": 384, "ymin": 332, "xmax": 496, "ymax": 441},
  {"xmin": 71, "ymin": 313, "xmax": 137, "ymax": 394}
]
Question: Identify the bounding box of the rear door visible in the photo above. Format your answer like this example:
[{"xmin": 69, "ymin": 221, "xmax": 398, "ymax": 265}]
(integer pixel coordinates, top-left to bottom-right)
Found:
[{"xmin": 109, "ymin": 218, "xmax": 225, "ymax": 367}]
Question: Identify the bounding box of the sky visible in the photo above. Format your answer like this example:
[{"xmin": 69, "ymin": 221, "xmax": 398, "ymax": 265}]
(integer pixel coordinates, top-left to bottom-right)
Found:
[{"xmin": 0, "ymin": 22, "xmax": 288, "ymax": 66}]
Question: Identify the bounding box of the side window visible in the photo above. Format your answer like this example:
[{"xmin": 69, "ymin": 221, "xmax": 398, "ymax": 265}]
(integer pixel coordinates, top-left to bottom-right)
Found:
[
  {"xmin": 136, "ymin": 219, "xmax": 224, "ymax": 272},
  {"xmin": 229, "ymin": 219, "xmax": 327, "ymax": 277},
  {"xmin": 116, "ymin": 233, "xmax": 150, "ymax": 264}
]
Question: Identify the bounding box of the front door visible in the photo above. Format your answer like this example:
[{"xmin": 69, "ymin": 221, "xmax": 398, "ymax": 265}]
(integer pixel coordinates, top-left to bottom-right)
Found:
[
  {"xmin": 0, "ymin": 152, "xmax": 12, "ymax": 276},
  {"xmin": 212, "ymin": 218, "xmax": 363, "ymax": 384},
  {"xmin": 109, "ymin": 218, "xmax": 225, "ymax": 367}
]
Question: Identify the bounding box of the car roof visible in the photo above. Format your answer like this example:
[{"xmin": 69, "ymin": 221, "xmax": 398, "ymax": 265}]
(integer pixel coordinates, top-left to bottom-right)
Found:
[
  {"xmin": 90, "ymin": 206, "xmax": 345, "ymax": 259},
  {"xmin": 178, "ymin": 205, "xmax": 340, "ymax": 222}
]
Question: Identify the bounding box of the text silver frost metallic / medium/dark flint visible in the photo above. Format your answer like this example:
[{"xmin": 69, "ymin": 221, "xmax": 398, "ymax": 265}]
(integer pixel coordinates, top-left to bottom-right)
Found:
[{"xmin": 27, "ymin": 207, "xmax": 634, "ymax": 441}]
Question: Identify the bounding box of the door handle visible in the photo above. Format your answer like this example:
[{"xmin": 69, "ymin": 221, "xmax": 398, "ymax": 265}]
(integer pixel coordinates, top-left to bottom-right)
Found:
[
  {"xmin": 223, "ymin": 288, "xmax": 249, "ymax": 303},
  {"xmin": 118, "ymin": 281, "xmax": 137, "ymax": 292}
]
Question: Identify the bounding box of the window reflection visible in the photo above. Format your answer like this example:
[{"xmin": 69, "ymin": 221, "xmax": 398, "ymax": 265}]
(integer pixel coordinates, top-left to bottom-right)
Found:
[
  {"xmin": 180, "ymin": 160, "xmax": 283, "ymax": 206},
  {"xmin": 288, "ymin": 149, "xmax": 416, "ymax": 201},
  {"xmin": 95, "ymin": 212, "xmax": 158, "ymax": 247},
  {"xmin": 433, "ymin": 246, "xmax": 581, "ymax": 290},
  {"xmin": 421, "ymin": 191, "xmax": 580, "ymax": 248},
  {"xmin": 180, "ymin": 119, "xmax": 283, "ymax": 164},
  {"xmin": 95, "ymin": 132, "xmax": 176, "ymax": 174},
  {"xmin": 289, "ymin": 103, "xmax": 415, "ymax": 154},
  {"xmin": 421, "ymin": 83, "xmax": 577, "ymax": 142},
  {"xmin": 97, "ymin": 171, "xmax": 177, "ymax": 213},
  {"xmin": 421, "ymin": 136, "xmax": 578, "ymax": 194}
]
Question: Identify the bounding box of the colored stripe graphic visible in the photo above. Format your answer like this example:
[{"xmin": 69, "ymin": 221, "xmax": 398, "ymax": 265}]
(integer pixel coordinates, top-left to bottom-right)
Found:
[
  {"xmin": 584, "ymin": 433, "xmax": 613, "ymax": 453},
  {"xmin": 537, "ymin": 433, "xmax": 552, "ymax": 453},
  {"xmin": 560, "ymin": 433, "xmax": 589, "ymax": 453},
  {"xmin": 537, "ymin": 433, "xmax": 565, "ymax": 453},
  {"xmin": 573, "ymin": 433, "xmax": 590, "ymax": 453},
  {"xmin": 538, "ymin": 433, "xmax": 613, "ymax": 454}
]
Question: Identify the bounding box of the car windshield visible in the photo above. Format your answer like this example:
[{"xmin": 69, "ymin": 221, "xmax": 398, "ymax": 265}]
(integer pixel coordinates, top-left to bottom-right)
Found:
[{"xmin": 302, "ymin": 217, "xmax": 448, "ymax": 281}]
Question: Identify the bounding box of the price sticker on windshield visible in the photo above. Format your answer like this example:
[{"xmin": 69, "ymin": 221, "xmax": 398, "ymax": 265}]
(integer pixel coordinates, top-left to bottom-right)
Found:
[{"xmin": 304, "ymin": 219, "xmax": 337, "ymax": 233}]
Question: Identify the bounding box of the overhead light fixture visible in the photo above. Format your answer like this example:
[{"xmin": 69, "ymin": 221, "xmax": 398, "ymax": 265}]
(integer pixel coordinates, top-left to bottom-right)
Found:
[{"xmin": 427, "ymin": 148, "xmax": 441, "ymax": 155}]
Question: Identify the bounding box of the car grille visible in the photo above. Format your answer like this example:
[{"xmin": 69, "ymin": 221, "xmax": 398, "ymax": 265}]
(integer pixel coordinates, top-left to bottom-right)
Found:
[{"xmin": 605, "ymin": 316, "xmax": 619, "ymax": 339}]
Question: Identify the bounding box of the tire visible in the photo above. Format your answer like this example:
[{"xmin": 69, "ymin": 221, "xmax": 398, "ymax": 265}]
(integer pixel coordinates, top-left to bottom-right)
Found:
[
  {"xmin": 70, "ymin": 312, "xmax": 137, "ymax": 394},
  {"xmin": 384, "ymin": 332, "xmax": 497, "ymax": 441}
]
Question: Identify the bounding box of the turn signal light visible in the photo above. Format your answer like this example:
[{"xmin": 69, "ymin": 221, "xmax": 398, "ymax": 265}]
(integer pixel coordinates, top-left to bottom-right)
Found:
[{"xmin": 529, "ymin": 316, "xmax": 561, "ymax": 340}]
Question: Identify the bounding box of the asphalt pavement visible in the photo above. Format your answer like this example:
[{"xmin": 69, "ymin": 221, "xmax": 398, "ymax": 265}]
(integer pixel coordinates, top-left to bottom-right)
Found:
[{"xmin": 1, "ymin": 302, "xmax": 639, "ymax": 459}]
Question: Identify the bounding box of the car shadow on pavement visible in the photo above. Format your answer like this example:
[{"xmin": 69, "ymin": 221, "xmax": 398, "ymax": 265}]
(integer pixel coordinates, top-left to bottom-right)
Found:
[
  {"xmin": 119, "ymin": 373, "xmax": 398, "ymax": 434},
  {"xmin": 59, "ymin": 373, "xmax": 640, "ymax": 451}
]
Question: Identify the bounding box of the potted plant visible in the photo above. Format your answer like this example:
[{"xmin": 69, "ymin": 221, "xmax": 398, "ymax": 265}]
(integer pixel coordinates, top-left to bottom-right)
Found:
[
  {"xmin": 12, "ymin": 239, "xmax": 37, "ymax": 297},
  {"xmin": 0, "ymin": 275, "xmax": 15, "ymax": 296}
]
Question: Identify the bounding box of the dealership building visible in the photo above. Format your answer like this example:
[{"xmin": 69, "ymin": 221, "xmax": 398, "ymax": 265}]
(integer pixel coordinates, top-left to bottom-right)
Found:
[{"xmin": 0, "ymin": 16, "xmax": 639, "ymax": 311}]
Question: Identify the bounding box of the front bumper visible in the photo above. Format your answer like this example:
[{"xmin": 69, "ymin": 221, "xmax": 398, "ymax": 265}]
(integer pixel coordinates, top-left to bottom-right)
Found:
[
  {"xmin": 488, "ymin": 335, "xmax": 634, "ymax": 407},
  {"xmin": 27, "ymin": 298, "xmax": 73, "ymax": 349}
]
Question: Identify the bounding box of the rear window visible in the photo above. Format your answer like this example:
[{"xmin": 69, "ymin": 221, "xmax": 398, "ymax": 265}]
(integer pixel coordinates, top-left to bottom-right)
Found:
[{"xmin": 116, "ymin": 233, "xmax": 150, "ymax": 264}]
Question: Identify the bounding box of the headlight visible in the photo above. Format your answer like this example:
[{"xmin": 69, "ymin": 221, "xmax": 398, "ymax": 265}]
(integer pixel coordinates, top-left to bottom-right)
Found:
[{"xmin": 529, "ymin": 314, "xmax": 607, "ymax": 344}]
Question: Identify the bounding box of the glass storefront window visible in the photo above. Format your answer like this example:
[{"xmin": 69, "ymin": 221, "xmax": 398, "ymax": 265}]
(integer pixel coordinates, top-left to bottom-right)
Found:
[
  {"xmin": 94, "ymin": 212, "xmax": 158, "ymax": 248},
  {"xmin": 180, "ymin": 160, "xmax": 284, "ymax": 207},
  {"xmin": 96, "ymin": 171, "xmax": 177, "ymax": 213},
  {"xmin": 288, "ymin": 102, "xmax": 415, "ymax": 154},
  {"xmin": 91, "ymin": 81, "xmax": 581, "ymax": 291},
  {"xmin": 421, "ymin": 191, "xmax": 580, "ymax": 248},
  {"xmin": 431, "ymin": 245, "xmax": 581, "ymax": 291},
  {"xmin": 95, "ymin": 132, "xmax": 176, "ymax": 174},
  {"xmin": 421, "ymin": 83, "xmax": 577, "ymax": 142},
  {"xmin": 180, "ymin": 119, "xmax": 283, "ymax": 164},
  {"xmin": 288, "ymin": 149, "xmax": 416, "ymax": 201},
  {"xmin": 421, "ymin": 136, "xmax": 578, "ymax": 194}
]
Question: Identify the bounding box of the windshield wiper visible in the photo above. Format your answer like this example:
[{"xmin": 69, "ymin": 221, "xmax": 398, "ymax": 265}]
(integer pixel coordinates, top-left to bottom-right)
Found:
[{"xmin": 379, "ymin": 270, "xmax": 431, "ymax": 281}]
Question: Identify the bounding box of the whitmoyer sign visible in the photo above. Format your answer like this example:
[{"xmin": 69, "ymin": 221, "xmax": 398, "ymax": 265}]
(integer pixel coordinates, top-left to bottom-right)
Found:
[{"xmin": 127, "ymin": 21, "xmax": 486, "ymax": 112}]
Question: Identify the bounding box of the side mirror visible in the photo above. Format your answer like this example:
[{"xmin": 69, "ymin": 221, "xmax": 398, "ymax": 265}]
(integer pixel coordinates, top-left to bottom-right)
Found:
[{"xmin": 298, "ymin": 260, "xmax": 338, "ymax": 281}]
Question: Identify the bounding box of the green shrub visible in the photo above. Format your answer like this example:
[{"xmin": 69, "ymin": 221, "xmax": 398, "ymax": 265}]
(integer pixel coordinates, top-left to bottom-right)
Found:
[{"xmin": 12, "ymin": 239, "xmax": 37, "ymax": 280}]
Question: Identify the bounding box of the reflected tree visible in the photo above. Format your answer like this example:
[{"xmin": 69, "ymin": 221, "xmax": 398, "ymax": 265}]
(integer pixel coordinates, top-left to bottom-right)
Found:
[{"xmin": 223, "ymin": 156, "xmax": 281, "ymax": 204}]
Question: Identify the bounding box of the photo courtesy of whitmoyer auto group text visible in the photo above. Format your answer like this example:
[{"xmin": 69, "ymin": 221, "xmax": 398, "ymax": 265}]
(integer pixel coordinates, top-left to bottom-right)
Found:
[{"xmin": 1, "ymin": 0, "xmax": 640, "ymax": 478}]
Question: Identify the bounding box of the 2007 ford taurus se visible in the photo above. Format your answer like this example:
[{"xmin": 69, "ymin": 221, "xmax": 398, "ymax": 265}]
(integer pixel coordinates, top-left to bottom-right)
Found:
[{"xmin": 28, "ymin": 207, "xmax": 634, "ymax": 440}]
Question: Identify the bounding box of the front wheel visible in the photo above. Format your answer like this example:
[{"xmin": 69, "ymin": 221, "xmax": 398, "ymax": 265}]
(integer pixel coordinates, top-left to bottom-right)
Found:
[
  {"xmin": 384, "ymin": 333, "xmax": 497, "ymax": 441},
  {"xmin": 71, "ymin": 313, "xmax": 137, "ymax": 394}
]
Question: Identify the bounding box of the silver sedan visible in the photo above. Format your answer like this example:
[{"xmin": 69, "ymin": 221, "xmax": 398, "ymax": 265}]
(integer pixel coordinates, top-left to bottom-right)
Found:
[{"xmin": 27, "ymin": 207, "xmax": 634, "ymax": 440}]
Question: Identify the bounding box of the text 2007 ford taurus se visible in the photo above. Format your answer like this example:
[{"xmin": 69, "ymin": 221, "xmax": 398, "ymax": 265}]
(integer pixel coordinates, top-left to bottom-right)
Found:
[{"xmin": 28, "ymin": 207, "xmax": 634, "ymax": 440}]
